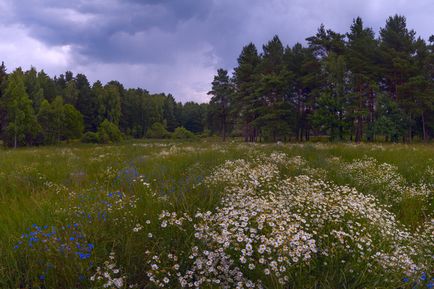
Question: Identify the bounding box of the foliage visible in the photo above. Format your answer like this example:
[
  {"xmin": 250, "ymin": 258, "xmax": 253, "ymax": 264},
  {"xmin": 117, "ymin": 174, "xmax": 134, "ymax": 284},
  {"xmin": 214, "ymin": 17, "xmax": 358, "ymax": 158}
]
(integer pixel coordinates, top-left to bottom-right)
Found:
[
  {"xmin": 37, "ymin": 96, "xmax": 65, "ymax": 144},
  {"xmin": 0, "ymin": 68, "xmax": 40, "ymax": 147},
  {"xmin": 171, "ymin": 127, "xmax": 195, "ymax": 139},
  {"xmin": 0, "ymin": 14, "xmax": 432, "ymax": 146},
  {"xmin": 223, "ymin": 15, "xmax": 433, "ymax": 142},
  {"xmin": 63, "ymin": 104, "xmax": 84, "ymax": 140},
  {"xmin": 146, "ymin": 122, "xmax": 171, "ymax": 139},
  {"xmin": 81, "ymin": 131, "xmax": 99, "ymax": 143},
  {"xmin": 97, "ymin": 119, "xmax": 123, "ymax": 144},
  {"xmin": 208, "ymin": 68, "xmax": 234, "ymax": 140}
]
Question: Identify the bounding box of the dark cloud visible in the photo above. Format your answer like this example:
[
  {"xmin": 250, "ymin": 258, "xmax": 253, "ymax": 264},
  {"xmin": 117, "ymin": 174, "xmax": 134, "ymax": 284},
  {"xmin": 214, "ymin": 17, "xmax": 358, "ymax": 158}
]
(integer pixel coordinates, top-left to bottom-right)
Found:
[{"xmin": 0, "ymin": 0, "xmax": 433, "ymax": 102}]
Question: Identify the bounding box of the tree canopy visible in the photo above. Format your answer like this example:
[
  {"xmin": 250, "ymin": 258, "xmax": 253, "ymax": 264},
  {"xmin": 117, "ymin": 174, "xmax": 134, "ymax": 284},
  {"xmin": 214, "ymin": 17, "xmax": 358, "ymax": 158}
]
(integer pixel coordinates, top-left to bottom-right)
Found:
[
  {"xmin": 211, "ymin": 15, "xmax": 433, "ymax": 142},
  {"xmin": 0, "ymin": 14, "xmax": 432, "ymax": 147}
]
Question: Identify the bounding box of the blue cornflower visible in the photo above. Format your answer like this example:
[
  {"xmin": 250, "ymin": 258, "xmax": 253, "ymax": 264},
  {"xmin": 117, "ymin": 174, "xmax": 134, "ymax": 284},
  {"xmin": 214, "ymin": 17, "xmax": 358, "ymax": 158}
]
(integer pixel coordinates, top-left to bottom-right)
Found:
[
  {"xmin": 39, "ymin": 275, "xmax": 45, "ymax": 281},
  {"xmin": 29, "ymin": 237, "xmax": 39, "ymax": 243},
  {"xmin": 403, "ymin": 277, "xmax": 410, "ymax": 283},
  {"xmin": 76, "ymin": 252, "xmax": 91, "ymax": 260}
]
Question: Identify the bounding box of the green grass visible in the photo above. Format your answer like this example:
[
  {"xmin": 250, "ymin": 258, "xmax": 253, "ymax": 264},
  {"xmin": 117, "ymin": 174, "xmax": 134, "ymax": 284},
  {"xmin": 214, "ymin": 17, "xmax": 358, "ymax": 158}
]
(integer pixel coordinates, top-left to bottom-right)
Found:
[{"xmin": 0, "ymin": 141, "xmax": 432, "ymax": 288}]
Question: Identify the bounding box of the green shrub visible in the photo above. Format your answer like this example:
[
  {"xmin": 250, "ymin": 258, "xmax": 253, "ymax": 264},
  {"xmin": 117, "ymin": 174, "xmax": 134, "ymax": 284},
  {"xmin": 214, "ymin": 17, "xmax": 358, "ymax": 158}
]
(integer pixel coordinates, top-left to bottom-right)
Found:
[
  {"xmin": 81, "ymin": 132, "xmax": 99, "ymax": 143},
  {"xmin": 63, "ymin": 104, "xmax": 84, "ymax": 140},
  {"xmin": 146, "ymin": 122, "xmax": 171, "ymax": 139},
  {"xmin": 97, "ymin": 119, "xmax": 123, "ymax": 143},
  {"xmin": 172, "ymin": 127, "xmax": 195, "ymax": 139}
]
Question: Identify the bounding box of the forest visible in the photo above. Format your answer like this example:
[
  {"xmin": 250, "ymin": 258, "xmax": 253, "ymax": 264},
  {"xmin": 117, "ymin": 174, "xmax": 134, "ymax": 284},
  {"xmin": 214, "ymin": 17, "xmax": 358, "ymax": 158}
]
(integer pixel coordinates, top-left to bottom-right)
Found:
[{"xmin": 0, "ymin": 15, "xmax": 432, "ymax": 147}]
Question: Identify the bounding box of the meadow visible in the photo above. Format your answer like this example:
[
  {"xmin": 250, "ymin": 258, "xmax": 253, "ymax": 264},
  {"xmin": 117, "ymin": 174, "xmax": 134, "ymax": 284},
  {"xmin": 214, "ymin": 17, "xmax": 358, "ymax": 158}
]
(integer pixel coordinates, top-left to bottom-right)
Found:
[{"xmin": 0, "ymin": 141, "xmax": 432, "ymax": 289}]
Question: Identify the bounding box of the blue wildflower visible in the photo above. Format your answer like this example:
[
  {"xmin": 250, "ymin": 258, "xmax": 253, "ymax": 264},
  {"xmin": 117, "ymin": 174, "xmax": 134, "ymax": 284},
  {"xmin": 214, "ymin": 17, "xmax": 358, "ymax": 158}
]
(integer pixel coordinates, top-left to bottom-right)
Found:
[
  {"xmin": 29, "ymin": 236, "xmax": 39, "ymax": 243},
  {"xmin": 76, "ymin": 252, "xmax": 91, "ymax": 260}
]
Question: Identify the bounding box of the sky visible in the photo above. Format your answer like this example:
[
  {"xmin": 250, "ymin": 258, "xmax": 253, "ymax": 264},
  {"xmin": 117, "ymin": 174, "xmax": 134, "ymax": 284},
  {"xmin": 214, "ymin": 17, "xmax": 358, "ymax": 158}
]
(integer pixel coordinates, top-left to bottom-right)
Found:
[{"xmin": 0, "ymin": 0, "xmax": 433, "ymax": 103}]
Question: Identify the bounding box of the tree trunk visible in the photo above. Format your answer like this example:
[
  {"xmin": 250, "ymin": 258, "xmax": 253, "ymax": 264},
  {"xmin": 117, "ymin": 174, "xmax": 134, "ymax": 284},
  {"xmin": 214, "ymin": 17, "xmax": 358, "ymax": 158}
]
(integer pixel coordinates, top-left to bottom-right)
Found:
[
  {"xmin": 368, "ymin": 88, "xmax": 375, "ymax": 142},
  {"xmin": 243, "ymin": 122, "xmax": 248, "ymax": 142},
  {"xmin": 421, "ymin": 112, "xmax": 427, "ymax": 142},
  {"xmin": 408, "ymin": 114, "xmax": 412, "ymax": 143},
  {"xmin": 355, "ymin": 116, "xmax": 363, "ymax": 143}
]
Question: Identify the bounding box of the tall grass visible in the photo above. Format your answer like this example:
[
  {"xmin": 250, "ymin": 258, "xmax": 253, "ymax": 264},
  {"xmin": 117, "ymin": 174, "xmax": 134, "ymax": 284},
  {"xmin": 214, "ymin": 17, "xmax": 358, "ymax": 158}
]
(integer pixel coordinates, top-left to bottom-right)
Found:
[{"xmin": 0, "ymin": 141, "xmax": 432, "ymax": 288}]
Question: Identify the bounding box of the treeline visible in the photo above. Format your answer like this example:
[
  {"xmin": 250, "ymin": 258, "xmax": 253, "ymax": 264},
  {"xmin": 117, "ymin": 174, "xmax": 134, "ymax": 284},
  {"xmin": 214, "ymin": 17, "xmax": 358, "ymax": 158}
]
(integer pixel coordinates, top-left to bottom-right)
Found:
[
  {"xmin": 0, "ymin": 15, "xmax": 432, "ymax": 147},
  {"xmin": 0, "ymin": 65, "xmax": 208, "ymax": 147},
  {"xmin": 208, "ymin": 15, "xmax": 433, "ymax": 142}
]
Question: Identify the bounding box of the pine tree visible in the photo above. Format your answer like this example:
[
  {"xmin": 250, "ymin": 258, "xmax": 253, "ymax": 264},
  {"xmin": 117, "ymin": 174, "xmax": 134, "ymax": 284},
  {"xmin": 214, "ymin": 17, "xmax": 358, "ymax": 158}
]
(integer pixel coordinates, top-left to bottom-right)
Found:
[
  {"xmin": 233, "ymin": 43, "xmax": 261, "ymax": 141},
  {"xmin": 379, "ymin": 15, "xmax": 416, "ymax": 141},
  {"xmin": 63, "ymin": 79, "xmax": 79, "ymax": 106},
  {"xmin": 163, "ymin": 94, "xmax": 178, "ymax": 132},
  {"xmin": 0, "ymin": 61, "xmax": 8, "ymax": 138},
  {"xmin": 0, "ymin": 61, "xmax": 7, "ymax": 88},
  {"xmin": 397, "ymin": 38, "xmax": 433, "ymax": 141},
  {"xmin": 255, "ymin": 35, "xmax": 293, "ymax": 141},
  {"xmin": 37, "ymin": 70, "xmax": 57, "ymax": 102},
  {"xmin": 76, "ymin": 74, "xmax": 98, "ymax": 131},
  {"xmin": 346, "ymin": 17, "xmax": 379, "ymax": 142},
  {"xmin": 310, "ymin": 52, "xmax": 346, "ymax": 141},
  {"xmin": 208, "ymin": 68, "xmax": 233, "ymax": 140},
  {"xmin": 308, "ymin": 26, "xmax": 347, "ymax": 140},
  {"xmin": 24, "ymin": 67, "xmax": 44, "ymax": 112}
]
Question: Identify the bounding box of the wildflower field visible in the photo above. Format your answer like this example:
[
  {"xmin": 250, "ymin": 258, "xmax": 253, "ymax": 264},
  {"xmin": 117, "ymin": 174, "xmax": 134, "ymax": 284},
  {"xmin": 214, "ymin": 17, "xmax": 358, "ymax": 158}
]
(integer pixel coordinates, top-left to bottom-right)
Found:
[{"xmin": 0, "ymin": 141, "xmax": 432, "ymax": 289}]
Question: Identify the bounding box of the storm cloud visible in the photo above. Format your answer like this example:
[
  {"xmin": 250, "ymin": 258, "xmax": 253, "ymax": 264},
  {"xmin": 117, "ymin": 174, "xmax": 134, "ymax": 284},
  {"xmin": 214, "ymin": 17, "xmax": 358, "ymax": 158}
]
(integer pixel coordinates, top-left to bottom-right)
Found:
[{"xmin": 0, "ymin": 0, "xmax": 432, "ymax": 102}]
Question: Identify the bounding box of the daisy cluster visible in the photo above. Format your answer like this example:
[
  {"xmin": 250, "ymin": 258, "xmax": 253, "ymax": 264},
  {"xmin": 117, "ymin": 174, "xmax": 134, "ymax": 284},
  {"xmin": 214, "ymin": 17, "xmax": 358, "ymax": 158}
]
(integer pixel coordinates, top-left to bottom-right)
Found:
[
  {"xmin": 331, "ymin": 157, "xmax": 433, "ymax": 200},
  {"xmin": 90, "ymin": 251, "xmax": 127, "ymax": 288},
  {"xmin": 146, "ymin": 152, "xmax": 432, "ymax": 288}
]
